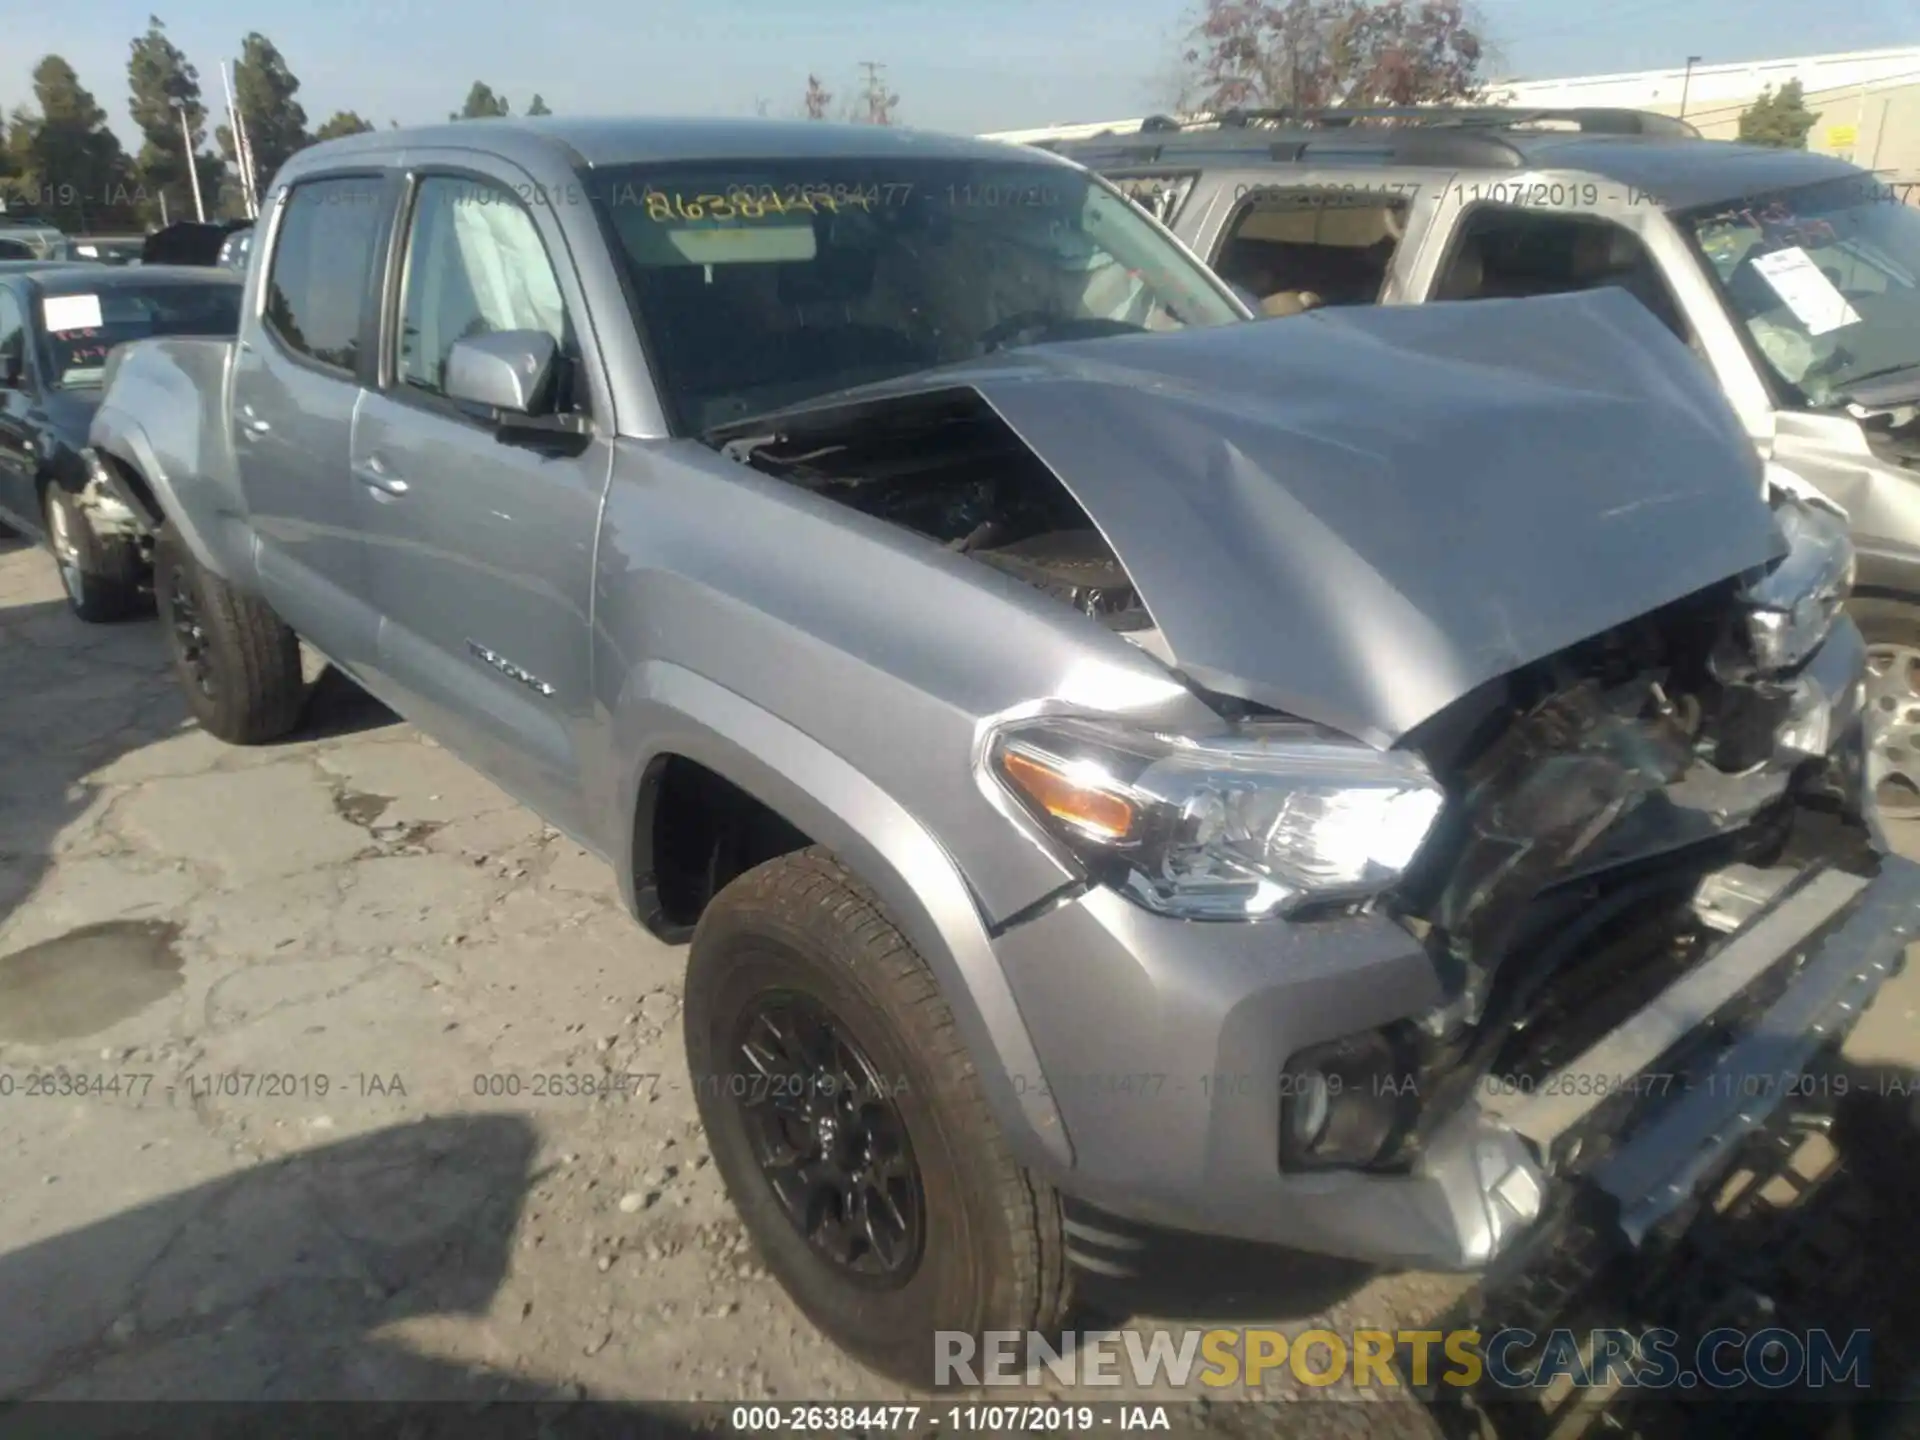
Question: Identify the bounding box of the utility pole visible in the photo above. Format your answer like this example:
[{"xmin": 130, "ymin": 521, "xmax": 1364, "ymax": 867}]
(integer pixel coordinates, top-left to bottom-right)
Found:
[
  {"xmin": 857, "ymin": 61, "xmax": 894, "ymax": 125},
  {"xmin": 172, "ymin": 99, "xmax": 206, "ymax": 222},
  {"xmin": 223, "ymin": 60, "xmax": 260, "ymax": 218},
  {"xmin": 1678, "ymin": 55, "xmax": 1702, "ymax": 121}
]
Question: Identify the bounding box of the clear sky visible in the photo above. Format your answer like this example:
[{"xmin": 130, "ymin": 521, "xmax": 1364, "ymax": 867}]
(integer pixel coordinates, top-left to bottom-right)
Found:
[{"xmin": 3, "ymin": 0, "xmax": 1916, "ymax": 147}]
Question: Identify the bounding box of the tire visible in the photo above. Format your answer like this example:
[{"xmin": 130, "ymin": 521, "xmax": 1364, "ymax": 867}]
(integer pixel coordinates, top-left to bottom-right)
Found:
[
  {"xmin": 152, "ymin": 526, "xmax": 306, "ymax": 744},
  {"xmin": 42, "ymin": 483, "xmax": 144, "ymax": 623},
  {"xmin": 1850, "ymin": 595, "xmax": 1920, "ymax": 819},
  {"xmin": 685, "ymin": 846, "xmax": 1070, "ymax": 1387}
]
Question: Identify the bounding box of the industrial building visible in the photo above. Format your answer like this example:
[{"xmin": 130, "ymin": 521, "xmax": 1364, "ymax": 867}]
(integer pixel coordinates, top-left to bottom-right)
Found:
[
  {"xmin": 1491, "ymin": 44, "xmax": 1920, "ymax": 178},
  {"xmin": 984, "ymin": 44, "xmax": 1920, "ymax": 185}
]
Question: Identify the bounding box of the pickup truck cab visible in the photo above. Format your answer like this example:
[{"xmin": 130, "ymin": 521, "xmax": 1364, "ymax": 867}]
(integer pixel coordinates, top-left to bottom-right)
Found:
[{"xmin": 88, "ymin": 117, "xmax": 1916, "ymax": 1388}]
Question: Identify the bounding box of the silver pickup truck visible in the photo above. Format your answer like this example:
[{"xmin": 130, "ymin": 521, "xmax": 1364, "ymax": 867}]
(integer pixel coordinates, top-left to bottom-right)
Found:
[{"xmin": 85, "ymin": 116, "xmax": 1916, "ymax": 1386}]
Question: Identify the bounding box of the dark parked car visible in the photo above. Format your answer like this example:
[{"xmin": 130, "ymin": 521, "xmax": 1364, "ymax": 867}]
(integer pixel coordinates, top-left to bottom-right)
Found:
[{"xmin": 0, "ymin": 265, "xmax": 242, "ymax": 618}]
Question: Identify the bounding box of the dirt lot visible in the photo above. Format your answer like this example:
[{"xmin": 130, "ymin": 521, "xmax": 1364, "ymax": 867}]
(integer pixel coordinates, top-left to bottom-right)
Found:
[{"xmin": 0, "ymin": 530, "xmax": 1914, "ymax": 1433}]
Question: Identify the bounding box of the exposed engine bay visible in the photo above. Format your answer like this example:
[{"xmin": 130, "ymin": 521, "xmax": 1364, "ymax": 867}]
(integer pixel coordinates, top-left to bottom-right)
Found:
[
  {"xmin": 716, "ymin": 393, "xmax": 1151, "ymax": 629},
  {"xmin": 1374, "ymin": 556, "xmax": 1872, "ymax": 1173}
]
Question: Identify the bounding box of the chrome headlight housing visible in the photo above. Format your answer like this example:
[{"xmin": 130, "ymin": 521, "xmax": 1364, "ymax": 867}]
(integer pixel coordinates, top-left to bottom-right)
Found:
[
  {"xmin": 984, "ymin": 717, "xmax": 1446, "ymax": 920},
  {"xmin": 1739, "ymin": 495, "xmax": 1855, "ymax": 673}
]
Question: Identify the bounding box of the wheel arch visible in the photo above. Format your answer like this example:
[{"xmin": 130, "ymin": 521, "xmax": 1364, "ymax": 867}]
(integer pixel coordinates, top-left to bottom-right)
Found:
[
  {"xmin": 610, "ymin": 661, "xmax": 1073, "ymax": 1173},
  {"xmin": 88, "ymin": 410, "xmax": 231, "ymax": 581}
]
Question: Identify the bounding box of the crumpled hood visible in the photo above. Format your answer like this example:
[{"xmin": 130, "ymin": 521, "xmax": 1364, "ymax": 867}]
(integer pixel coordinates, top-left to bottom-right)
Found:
[{"xmin": 730, "ymin": 290, "xmax": 1785, "ymax": 748}]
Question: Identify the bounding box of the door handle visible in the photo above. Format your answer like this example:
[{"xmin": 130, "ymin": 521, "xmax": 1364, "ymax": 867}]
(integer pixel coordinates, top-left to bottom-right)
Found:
[
  {"xmin": 237, "ymin": 405, "xmax": 270, "ymax": 438},
  {"xmin": 353, "ymin": 458, "xmax": 409, "ymax": 497}
]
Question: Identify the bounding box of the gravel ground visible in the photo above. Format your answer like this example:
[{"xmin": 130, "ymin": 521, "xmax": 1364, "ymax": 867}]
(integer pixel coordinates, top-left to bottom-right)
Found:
[{"xmin": 2, "ymin": 529, "xmax": 1913, "ymax": 1437}]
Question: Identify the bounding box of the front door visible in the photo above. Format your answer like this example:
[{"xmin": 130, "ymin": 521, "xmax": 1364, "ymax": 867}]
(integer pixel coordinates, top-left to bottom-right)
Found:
[
  {"xmin": 350, "ymin": 165, "xmax": 611, "ymax": 836},
  {"xmin": 231, "ymin": 171, "xmax": 392, "ymax": 670},
  {"xmin": 0, "ymin": 288, "xmax": 38, "ymax": 528}
]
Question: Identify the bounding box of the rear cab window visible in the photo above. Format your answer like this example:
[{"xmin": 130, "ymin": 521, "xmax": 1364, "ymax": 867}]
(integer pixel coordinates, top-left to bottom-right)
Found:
[{"xmin": 262, "ymin": 174, "xmax": 388, "ymax": 374}]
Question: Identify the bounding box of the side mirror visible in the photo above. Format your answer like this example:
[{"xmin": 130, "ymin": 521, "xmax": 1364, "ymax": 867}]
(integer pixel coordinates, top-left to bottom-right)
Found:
[{"xmin": 445, "ymin": 330, "xmax": 558, "ymax": 417}]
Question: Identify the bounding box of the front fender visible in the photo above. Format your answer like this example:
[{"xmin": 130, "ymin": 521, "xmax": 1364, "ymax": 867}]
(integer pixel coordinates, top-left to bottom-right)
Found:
[
  {"xmin": 609, "ymin": 660, "xmax": 1074, "ymax": 1174},
  {"xmin": 88, "ymin": 407, "xmax": 227, "ymax": 578}
]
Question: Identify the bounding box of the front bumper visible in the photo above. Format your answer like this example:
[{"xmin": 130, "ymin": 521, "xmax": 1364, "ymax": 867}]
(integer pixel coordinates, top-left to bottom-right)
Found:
[{"xmin": 992, "ymin": 848, "xmax": 1920, "ymax": 1272}]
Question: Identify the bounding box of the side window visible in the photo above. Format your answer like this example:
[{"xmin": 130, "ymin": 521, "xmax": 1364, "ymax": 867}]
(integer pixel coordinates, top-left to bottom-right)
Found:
[
  {"xmin": 1431, "ymin": 206, "xmax": 1690, "ymax": 341},
  {"xmin": 394, "ymin": 175, "xmax": 576, "ymax": 410},
  {"xmin": 263, "ymin": 175, "xmax": 386, "ymax": 372},
  {"xmin": 0, "ymin": 290, "xmax": 23, "ymax": 382},
  {"xmin": 1212, "ymin": 190, "xmax": 1408, "ymax": 317}
]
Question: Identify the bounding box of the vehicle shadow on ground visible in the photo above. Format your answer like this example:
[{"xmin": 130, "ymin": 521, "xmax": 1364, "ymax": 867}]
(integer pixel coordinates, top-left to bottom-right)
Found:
[
  {"xmin": 0, "ymin": 595, "xmax": 395, "ymax": 935},
  {"xmin": 0, "ymin": 1114, "xmax": 705, "ymax": 1436},
  {"xmin": 1068, "ymin": 1219, "xmax": 1376, "ymax": 1329}
]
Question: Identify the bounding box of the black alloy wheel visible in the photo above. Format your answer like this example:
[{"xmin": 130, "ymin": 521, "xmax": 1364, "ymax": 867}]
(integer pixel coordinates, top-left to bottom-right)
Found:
[{"xmin": 731, "ymin": 989, "xmax": 924, "ymax": 1283}]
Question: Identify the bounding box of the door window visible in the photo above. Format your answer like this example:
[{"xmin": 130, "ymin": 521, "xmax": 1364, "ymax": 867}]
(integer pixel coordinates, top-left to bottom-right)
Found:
[
  {"xmin": 262, "ymin": 175, "xmax": 385, "ymax": 373},
  {"xmin": 0, "ymin": 290, "xmax": 24, "ymax": 383},
  {"xmin": 394, "ymin": 175, "xmax": 577, "ymax": 410},
  {"xmin": 1212, "ymin": 190, "xmax": 1409, "ymax": 316},
  {"xmin": 1431, "ymin": 206, "xmax": 1689, "ymax": 341}
]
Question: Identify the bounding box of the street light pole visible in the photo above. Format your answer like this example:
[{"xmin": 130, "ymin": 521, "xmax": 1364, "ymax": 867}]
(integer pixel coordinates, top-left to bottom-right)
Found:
[
  {"xmin": 173, "ymin": 99, "xmax": 206, "ymax": 222},
  {"xmin": 1678, "ymin": 55, "xmax": 1702, "ymax": 121}
]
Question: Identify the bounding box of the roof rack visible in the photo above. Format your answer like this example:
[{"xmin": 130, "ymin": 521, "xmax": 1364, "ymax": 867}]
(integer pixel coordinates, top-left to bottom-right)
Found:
[
  {"xmin": 1059, "ymin": 105, "xmax": 1698, "ymax": 140},
  {"xmin": 1034, "ymin": 104, "xmax": 1699, "ymax": 173}
]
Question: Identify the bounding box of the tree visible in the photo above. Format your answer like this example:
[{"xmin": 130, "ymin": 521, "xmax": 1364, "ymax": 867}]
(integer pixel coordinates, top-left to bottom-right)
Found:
[
  {"xmin": 526, "ymin": 93, "xmax": 551, "ymax": 116},
  {"xmin": 1738, "ymin": 80, "xmax": 1819, "ymax": 150},
  {"xmin": 314, "ymin": 110, "xmax": 374, "ymax": 141},
  {"xmin": 802, "ymin": 74, "xmax": 832, "ymax": 120},
  {"xmin": 126, "ymin": 16, "xmax": 224, "ymax": 226},
  {"xmin": 218, "ymin": 32, "xmax": 309, "ymax": 200},
  {"xmin": 1183, "ymin": 0, "xmax": 1485, "ymax": 112},
  {"xmin": 8, "ymin": 57, "xmax": 143, "ymax": 232},
  {"xmin": 451, "ymin": 82, "xmax": 510, "ymax": 120}
]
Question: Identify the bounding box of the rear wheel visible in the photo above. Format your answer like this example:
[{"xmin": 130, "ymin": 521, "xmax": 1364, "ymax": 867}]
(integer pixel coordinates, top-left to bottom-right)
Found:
[
  {"xmin": 42, "ymin": 484, "xmax": 143, "ymax": 623},
  {"xmin": 685, "ymin": 847, "xmax": 1070, "ymax": 1386},
  {"xmin": 1852, "ymin": 597, "xmax": 1920, "ymax": 819},
  {"xmin": 153, "ymin": 526, "xmax": 306, "ymax": 744}
]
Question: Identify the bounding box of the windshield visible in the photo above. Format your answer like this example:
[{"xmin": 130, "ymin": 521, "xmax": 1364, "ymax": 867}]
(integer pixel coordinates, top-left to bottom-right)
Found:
[
  {"xmin": 35, "ymin": 282, "xmax": 241, "ymax": 387},
  {"xmin": 587, "ymin": 157, "xmax": 1244, "ymax": 432},
  {"xmin": 1680, "ymin": 177, "xmax": 1920, "ymax": 407}
]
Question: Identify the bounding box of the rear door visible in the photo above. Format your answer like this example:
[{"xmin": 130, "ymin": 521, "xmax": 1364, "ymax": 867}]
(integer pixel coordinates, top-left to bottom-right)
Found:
[
  {"xmin": 348, "ymin": 161, "xmax": 612, "ymax": 834},
  {"xmin": 231, "ymin": 171, "xmax": 393, "ymax": 669}
]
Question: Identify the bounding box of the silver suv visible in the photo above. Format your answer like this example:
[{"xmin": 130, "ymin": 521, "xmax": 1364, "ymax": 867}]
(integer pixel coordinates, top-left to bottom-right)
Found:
[
  {"xmin": 1024, "ymin": 107, "xmax": 1920, "ymax": 816},
  {"xmin": 84, "ymin": 116, "xmax": 1916, "ymax": 1385}
]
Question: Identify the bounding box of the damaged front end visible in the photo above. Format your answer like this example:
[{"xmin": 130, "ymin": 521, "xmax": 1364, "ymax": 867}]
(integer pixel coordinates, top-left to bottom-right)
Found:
[
  {"xmin": 707, "ymin": 297, "xmax": 1914, "ymax": 1269},
  {"xmin": 1284, "ymin": 490, "xmax": 1911, "ymax": 1257}
]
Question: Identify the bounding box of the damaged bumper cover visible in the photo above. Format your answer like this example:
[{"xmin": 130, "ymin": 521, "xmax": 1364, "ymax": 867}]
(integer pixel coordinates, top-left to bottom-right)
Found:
[{"xmin": 997, "ymin": 845, "xmax": 1916, "ymax": 1273}]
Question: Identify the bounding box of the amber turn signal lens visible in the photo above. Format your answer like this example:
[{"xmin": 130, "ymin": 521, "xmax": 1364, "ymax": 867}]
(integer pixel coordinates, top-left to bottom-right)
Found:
[{"xmin": 998, "ymin": 749, "xmax": 1136, "ymax": 842}]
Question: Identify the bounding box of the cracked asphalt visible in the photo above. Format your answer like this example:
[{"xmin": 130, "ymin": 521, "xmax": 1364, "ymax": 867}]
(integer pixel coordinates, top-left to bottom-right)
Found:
[{"xmin": 1, "ymin": 529, "xmax": 1915, "ymax": 1434}]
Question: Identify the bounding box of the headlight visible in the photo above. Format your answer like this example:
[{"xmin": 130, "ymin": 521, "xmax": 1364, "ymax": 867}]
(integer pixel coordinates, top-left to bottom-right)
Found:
[
  {"xmin": 1740, "ymin": 498, "xmax": 1854, "ymax": 673},
  {"xmin": 984, "ymin": 716, "xmax": 1446, "ymax": 920}
]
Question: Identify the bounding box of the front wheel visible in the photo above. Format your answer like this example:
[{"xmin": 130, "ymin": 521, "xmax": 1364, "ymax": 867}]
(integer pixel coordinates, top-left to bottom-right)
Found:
[
  {"xmin": 685, "ymin": 847, "xmax": 1070, "ymax": 1386},
  {"xmin": 1852, "ymin": 597, "xmax": 1920, "ymax": 820},
  {"xmin": 43, "ymin": 483, "xmax": 144, "ymax": 623},
  {"xmin": 153, "ymin": 527, "xmax": 306, "ymax": 744}
]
